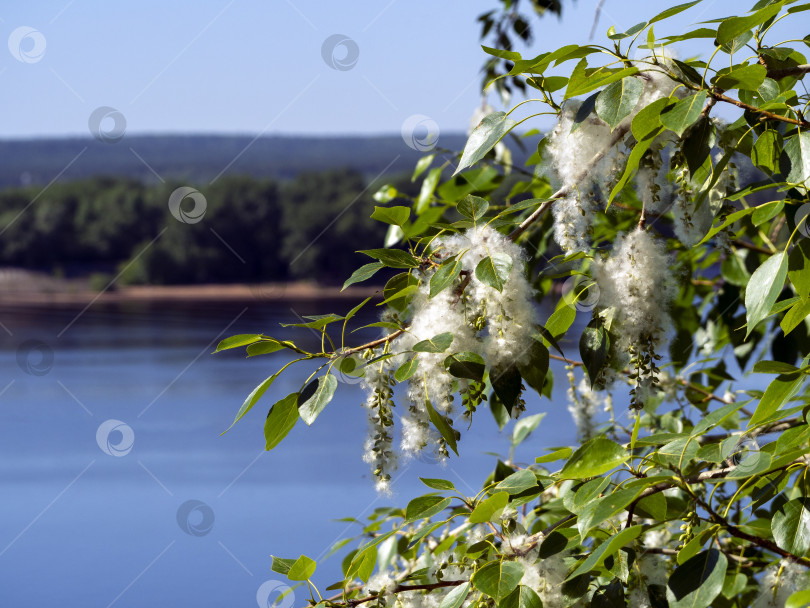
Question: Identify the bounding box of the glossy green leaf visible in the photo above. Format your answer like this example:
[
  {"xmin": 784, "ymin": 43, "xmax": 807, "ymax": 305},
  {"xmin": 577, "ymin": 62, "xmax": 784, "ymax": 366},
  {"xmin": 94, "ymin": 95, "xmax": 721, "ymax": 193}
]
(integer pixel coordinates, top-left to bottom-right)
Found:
[
  {"xmin": 491, "ymin": 364, "xmax": 523, "ymax": 412},
  {"xmin": 472, "ymin": 560, "xmax": 524, "ymax": 601},
  {"xmin": 425, "ymin": 399, "xmax": 459, "ymax": 455},
  {"xmin": 224, "ymin": 370, "xmax": 282, "ymax": 432},
  {"xmin": 412, "ymin": 154, "xmax": 435, "ymax": 181},
  {"xmin": 660, "ymin": 91, "xmax": 707, "ymax": 137},
  {"xmin": 512, "ymin": 412, "xmax": 546, "ymax": 448},
  {"xmin": 271, "ymin": 556, "xmax": 296, "ymax": 575},
  {"xmin": 666, "ymin": 549, "xmax": 727, "ymax": 608},
  {"xmin": 298, "ymin": 374, "xmax": 338, "ymax": 426},
  {"xmin": 560, "ymin": 437, "xmax": 628, "ymax": 479},
  {"xmin": 745, "ymin": 251, "xmax": 787, "ymax": 337},
  {"xmin": 287, "ymin": 554, "xmax": 317, "ymax": 581},
  {"xmin": 394, "ymin": 356, "xmax": 419, "ymax": 382},
  {"xmin": 500, "ymin": 585, "xmax": 542, "ymax": 608},
  {"xmin": 439, "ymin": 582, "xmax": 471, "ymax": 608},
  {"xmin": 579, "ymin": 321, "xmax": 609, "ymax": 387},
  {"xmin": 346, "ymin": 545, "xmax": 376, "ymax": 584},
  {"xmin": 455, "ymin": 112, "xmax": 518, "ymax": 175},
  {"xmin": 783, "ymin": 130, "xmax": 810, "ymax": 192},
  {"xmin": 565, "ymin": 60, "xmax": 639, "ymax": 99},
  {"xmin": 360, "ymin": 248, "xmax": 419, "ymax": 269},
  {"xmin": 496, "ymin": 469, "xmax": 540, "ymax": 495},
  {"xmin": 415, "ymin": 167, "xmax": 442, "ymax": 214},
  {"xmin": 649, "ymin": 0, "xmax": 702, "ymax": 24},
  {"xmin": 371, "ymin": 205, "xmax": 410, "ymax": 226},
  {"xmin": 772, "ymin": 497, "xmax": 810, "ymax": 555},
  {"xmin": 715, "ymin": 2, "xmax": 785, "ymax": 45},
  {"xmin": 469, "ymin": 491, "xmax": 509, "ymax": 523},
  {"xmin": 567, "ymin": 525, "xmax": 643, "ymax": 580},
  {"xmin": 457, "ymin": 195, "xmax": 489, "ymax": 222},
  {"xmin": 215, "ymin": 334, "xmax": 262, "ymax": 353},
  {"xmin": 595, "ymin": 77, "xmax": 643, "ymax": 130},
  {"xmin": 753, "ymin": 130, "xmax": 783, "ymax": 175},
  {"xmin": 420, "ymin": 478, "xmax": 456, "ymax": 491},
  {"xmin": 714, "ymin": 64, "xmax": 767, "ymax": 91},
  {"xmin": 444, "ymin": 351, "xmax": 486, "ymax": 381},
  {"xmin": 786, "ymin": 589, "xmax": 810, "ymax": 608},
  {"xmin": 475, "ymin": 253, "xmax": 513, "ymax": 292},
  {"xmin": 264, "ymin": 393, "xmax": 299, "ymax": 450},
  {"xmin": 430, "ymin": 257, "xmax": 463, "ymax": 298},
  {"xmin": 405, "ymin": 495, "xmax": 452, "ymax": 522},
  {"xmin": 343, "ymin": 262, "xmax": 385, "ymax": 290},
  {"xmin": 517, "ymin": 340, "xmax": 550, "ymax": 396},
  {"xmin": 413, "ymin": 332, "xmax": 454, "ymax": 353}
]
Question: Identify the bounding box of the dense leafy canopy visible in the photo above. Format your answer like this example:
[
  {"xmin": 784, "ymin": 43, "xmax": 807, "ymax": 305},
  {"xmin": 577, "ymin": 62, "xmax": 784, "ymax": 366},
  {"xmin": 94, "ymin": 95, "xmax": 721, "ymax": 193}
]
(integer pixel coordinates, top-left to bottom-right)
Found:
[{"xmin": 220, "ymin": 1, "xmax": 810, "ymax": 607}]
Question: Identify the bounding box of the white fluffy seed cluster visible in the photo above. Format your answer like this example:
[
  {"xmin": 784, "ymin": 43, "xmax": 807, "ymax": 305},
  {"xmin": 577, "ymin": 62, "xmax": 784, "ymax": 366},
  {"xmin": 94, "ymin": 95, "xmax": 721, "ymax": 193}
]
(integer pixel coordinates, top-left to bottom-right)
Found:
[
  {"xmin": 753, "ymin": 560, "xmax": 810, "ymax": 608},
  {"xmin": 516, "ymin": 543, "xmax": 572, "ymax": 607},
  {"xmin": 360, "ymin": 225, "xmax": 538, "ymax": 492},
  {"xmin": 546, "ymin": 55, "xmax": 681, "ymax": 253},
  {"xmin": 566, "ymin": 370, "xmax": 606, "ymax": 441},
  {"xmin": 592, "ymin": 228, "xmax": 676, "ymax": 381}
]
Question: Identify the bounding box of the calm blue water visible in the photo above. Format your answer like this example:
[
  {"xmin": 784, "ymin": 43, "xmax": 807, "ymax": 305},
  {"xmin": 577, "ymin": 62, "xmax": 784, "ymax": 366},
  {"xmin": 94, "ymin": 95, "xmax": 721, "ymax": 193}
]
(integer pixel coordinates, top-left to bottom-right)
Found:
[{"xmin": 0, "ymin": 298, "xmax": 575, "ymax": 607}]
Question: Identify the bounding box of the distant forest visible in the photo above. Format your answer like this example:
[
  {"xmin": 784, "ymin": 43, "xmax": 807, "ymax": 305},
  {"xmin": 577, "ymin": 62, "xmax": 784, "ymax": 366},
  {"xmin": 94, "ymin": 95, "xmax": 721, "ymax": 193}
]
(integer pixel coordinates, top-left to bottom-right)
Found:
[{"xmin": 0, "ymin": 134, "xmax": 478, "ymax": 188}]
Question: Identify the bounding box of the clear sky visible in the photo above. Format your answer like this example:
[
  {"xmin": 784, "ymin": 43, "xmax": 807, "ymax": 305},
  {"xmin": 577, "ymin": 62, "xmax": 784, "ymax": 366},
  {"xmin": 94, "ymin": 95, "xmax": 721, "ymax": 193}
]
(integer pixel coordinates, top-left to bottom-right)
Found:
[{"xmin": 1, "ymin": 0, "xmax": 805, "ymax": 139}]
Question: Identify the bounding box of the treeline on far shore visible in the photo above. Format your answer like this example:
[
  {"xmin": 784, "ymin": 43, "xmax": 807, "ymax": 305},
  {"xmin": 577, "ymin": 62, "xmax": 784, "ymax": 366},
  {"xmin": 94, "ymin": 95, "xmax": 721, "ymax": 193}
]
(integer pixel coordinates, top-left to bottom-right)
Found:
[{"xmin": 0, "ymin": 170, "xmax": 418, "ymax": 286}]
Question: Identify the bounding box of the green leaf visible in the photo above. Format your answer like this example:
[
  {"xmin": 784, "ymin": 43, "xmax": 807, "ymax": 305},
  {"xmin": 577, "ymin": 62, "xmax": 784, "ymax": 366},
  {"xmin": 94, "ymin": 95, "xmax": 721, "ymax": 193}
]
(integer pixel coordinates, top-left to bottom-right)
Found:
[
  {"xmin": 444, "ymin": 351, "xmax": 486, "ymax": 381},
  {"xmin": 415, "ymin": 167, "xmax": 442, "ymax": 214},
  {"xmin": 787, "ymin": 589, "xmax": 810, "ymax": 608},
  {"xmin": 412, "ymin": 154, "xmax": 435, "ymax": 181},
  {"xmin": 469, "ymin": 491, "xmax": 509, "ymax": 523},
  {"xmin": 455, "ymin": 112, "xmax": 518, "ymax": 175},
  {"xmin": 772, "ymin": 497, "xmax": 810, "ymax": 555},
  {"xmin": 500, "ymin": 585, "xmax": 542, "ymax": 608},
  {"xmin": 413, "ymin": 332, "xmax": 454, "ymax": 353},
  {"xmin": 405, "ymin": 495, "xmax": 452, "ymax": 522},
  {"xmin": 752, "ymin": 130, "xmax": 783, "ymax": 175},
  {"xmin": 577, "ymin": 486, "xmax": 642, "ymax": 538},
  {"xmin": 512, "ymin": 412, "xmax": 546, "ymax": 448},
  {"xmin": 566, "ymin": 525, "xmax": 643, "ymax": 581},
  {"xmin": 666, "ymin": 549, "xmax": 728, "ymax": 608},
  {"xmin": 271, "ymin": 556, "xmax": 296, "ymax": 576},
  {"xmin": 394, "ymin": 357, "xmax": 419, "ymax": 382},
  {"xmin": 471, "ymin": 560, "xmax": 524, "ymax": 601},
  {"xmin": 264, "ymin": 393, "xmax": 299, "ymax": 450},
  {"xmin": 439, "ymin": 582, "xmax": 471, "ymax": 608},
  {"xmin": 491, "ymin": 364, "xmax": 523, "ymax": 412},
  {"xmin": 457, "ymin": 195, "xmax": 489, "ymax": 222},
  {"xmin": 346, "ymin": 545, "xmax": 376, "ymax": 584},
  {"xmin": 631, "ymin": 97, "xmax": 671, "ymax": 140},
  {"xmin": 648, "ymin": 0, "xmax": 703, "ymax": 24},
  {"xmin": 343, "ymin": 262, "xmax": 385, "ymax": 290},
  {"xmin": 246, "ymin": 341, "xmax": 286, "ymax": 357},
  {"xmin": 215, "ymin": 334, "xmax": 262, "ymax": 353},
  {"xmin": 753, "ymin": 360, "xmax": 800, "ymax": 374},
  {"xmin": 783, "ymin": 130, "xmax": 810, "ymax": 193},
  {"xmin": 570, "ymin": 91, "xmax": 598, "ymax": 133},
  {"xmin": 425, "ymin": 399, "xmax": 459, "ymax": 455},
  {"xmin": 560, "ymin": 437, "xmax": 628, "ymax": 479},
  {"xmin": 420, "ymin": 478, "xmax": 456, "ymax": 491},
  {"xmin": 716, "ymin": 1, "xmax": 785, "ymax": 45},
  {"xmin": 373, "ymin": 184, "xmax": 398, "ymax": 203},
  {"xmin": 720, "ymin": 30, "xmax": 754, "ymax": 54},
  {"xmin": 298, "ymin": 375, "xmax": 338, "ymax": 426},
  {"xmin": 535, "ymin": 447, "xmax": 572, "ymax": 464},
  {"xmin": 371, "ymin": 205, "xmax": 410, "ymax": 226},
  {"xmin": 496, "ymin": 469, "xmax": 539, "ymax": 495},
  {"xmin": 224, "ymin": 371, "xmax": 282, "ymax": 432},
  {"xmin": 287, "ymin": 554, "xmax": 317, "ymax": 581},
  {"xmin": 788, "ymin": 239, "xmax": 810, "ymax": 299},
  {"xmin": 782, "ymin": 298, "xmax": 810, "ymax": 335},
  {"xmin": 565, "ymin": 60, "xmax": 639, "ymax": 99},
  {"xmin": 713, "ymin": 64, "xmax": 767, "ymax": 91},
  {"xmin": 610, "ymin": 125, "xmax": 662, "ymax": 202},
  {"xmin": 683, "ymin": 116, "xmax": 714, "ymax": 175},
  {"xmin": 360, "ymin": 248, "xmax": 419, "ymax": 269},
  {"xmin": 430, "ymin": 257, "xmax": 463, "ymax": 298},
  {"xmin": 745, "ymin": 251, "xmax": 787, "ymax": 337},
  {"xmin": 579, "ymin": 321, "xmax": 609, "ymax": 387},
  {"xmin": 660, "ymin": 91, "xmax": 707, "ymax": 137},
  {"xmin": 475, "ymin": 253, "xmax": 513, "ymax": 292},
  {"xmin": 595, "ymin": 77, "xmax": 643, "ymax": 130},
  {"xmin": 517, "ymin": 340, "xmax": 550, "ymax": 396}
]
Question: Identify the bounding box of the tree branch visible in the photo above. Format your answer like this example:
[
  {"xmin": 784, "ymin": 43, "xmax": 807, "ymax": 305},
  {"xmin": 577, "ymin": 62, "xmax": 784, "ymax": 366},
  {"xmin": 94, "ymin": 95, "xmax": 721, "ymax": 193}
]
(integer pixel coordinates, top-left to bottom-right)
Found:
[{"xmin": 710, "ymin": 91, "xmax": 810, "ymax": 128}]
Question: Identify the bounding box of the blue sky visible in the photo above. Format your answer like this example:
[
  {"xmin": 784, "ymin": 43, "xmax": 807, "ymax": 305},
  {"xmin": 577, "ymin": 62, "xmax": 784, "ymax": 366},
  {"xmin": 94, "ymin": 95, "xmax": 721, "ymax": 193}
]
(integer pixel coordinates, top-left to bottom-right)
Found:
[{"xmin": 1, "ymin": 0, "xmax": 806, "ymax": 139}]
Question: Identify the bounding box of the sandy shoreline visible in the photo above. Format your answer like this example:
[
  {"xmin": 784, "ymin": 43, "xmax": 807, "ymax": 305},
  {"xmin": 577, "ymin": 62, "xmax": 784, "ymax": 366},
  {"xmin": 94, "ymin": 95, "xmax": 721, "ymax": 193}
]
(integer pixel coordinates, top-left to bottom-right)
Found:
[{"xmin": 0, "ymin": 281, "xmax": 382, "ymax": 306}]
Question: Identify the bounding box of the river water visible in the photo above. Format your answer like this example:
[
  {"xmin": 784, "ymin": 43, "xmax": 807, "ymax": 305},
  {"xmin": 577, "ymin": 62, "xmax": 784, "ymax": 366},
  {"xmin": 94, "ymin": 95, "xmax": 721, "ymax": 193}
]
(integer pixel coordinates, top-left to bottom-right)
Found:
[{"xmin": 0, "ymin": 297, "xmax": 578, "ymax": 607}]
